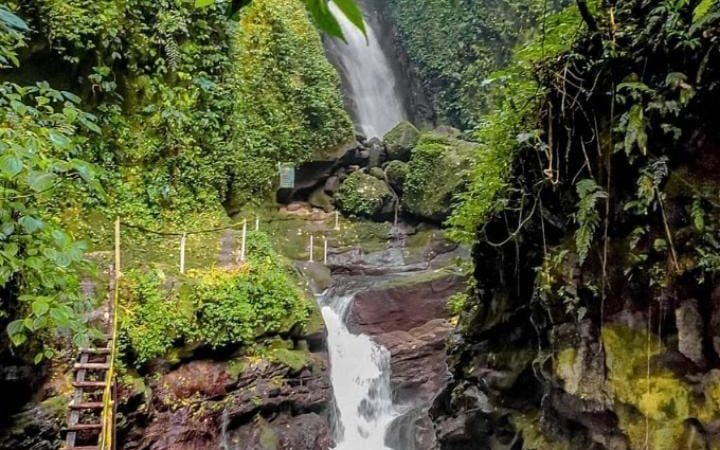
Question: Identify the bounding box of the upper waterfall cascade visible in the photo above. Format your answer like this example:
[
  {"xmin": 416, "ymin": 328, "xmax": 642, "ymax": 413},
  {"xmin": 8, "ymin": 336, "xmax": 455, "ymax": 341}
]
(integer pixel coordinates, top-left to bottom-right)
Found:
[{"xmin": 326, "ymin": 2, "xmax": 410, "ymax": 138}]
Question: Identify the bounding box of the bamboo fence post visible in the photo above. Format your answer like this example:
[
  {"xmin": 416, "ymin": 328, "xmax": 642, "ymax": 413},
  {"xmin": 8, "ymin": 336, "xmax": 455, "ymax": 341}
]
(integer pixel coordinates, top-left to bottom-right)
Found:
[
  {"xmin": 323, "ymin": 236, "xmax": 328, "ymax": 265},
  {"xmin": 179, "ymin": 233, "xmax": 187, "ymax": 274},
  {"xmin": 241, "ymin": 219, "xmax": 248, "ymax": 262},
  {"xmin": 309, "ymin": 235, "xmax": 315, "ymax": 263}
]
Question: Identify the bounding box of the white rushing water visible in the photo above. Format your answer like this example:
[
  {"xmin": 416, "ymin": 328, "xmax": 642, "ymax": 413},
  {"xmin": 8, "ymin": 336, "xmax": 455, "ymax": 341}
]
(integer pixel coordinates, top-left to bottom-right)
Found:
[
  {"xmin": 320, "ymin": 292, "xmax": 398, "ymax": 450},
  {"xmin": 328, "ymin": 2, "xmax": 409, "ymax": 138}
]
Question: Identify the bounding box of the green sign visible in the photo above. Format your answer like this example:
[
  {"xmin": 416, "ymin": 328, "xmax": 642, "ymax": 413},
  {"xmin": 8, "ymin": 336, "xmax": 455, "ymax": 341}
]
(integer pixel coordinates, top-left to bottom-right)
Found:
[{"xmin": 279, "ymin": 163, "xmax": 295, "ymax": 189}]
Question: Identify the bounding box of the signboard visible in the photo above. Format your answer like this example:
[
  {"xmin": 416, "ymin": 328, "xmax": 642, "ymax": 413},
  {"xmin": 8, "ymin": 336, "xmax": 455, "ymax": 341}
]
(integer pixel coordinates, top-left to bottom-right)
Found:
[{"xmin": 278, "ymin": 163, "xmax": 295, "ymax": 189}]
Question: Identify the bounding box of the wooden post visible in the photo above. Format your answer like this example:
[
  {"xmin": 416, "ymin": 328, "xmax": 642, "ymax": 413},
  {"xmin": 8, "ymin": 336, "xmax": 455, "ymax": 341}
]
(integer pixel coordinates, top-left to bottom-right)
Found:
[
  {"xmin": 179, "ymin": 233, "xmax": 187, "ymax": 274},
  {"xmin": 114, "ymin": 217, "xmax": 120, "ymax": 280},
  {"xmin": 323, "ymin": 236, "xmax": 328, "ymax": 265},
  {"xmin": 255, "ymin": 216, "xmax": 260, "ymax": 231},
  {"xmin": 334, "ymin": 211, "xmax": 340, "ymax": 230},
  {"xmin": 241, "ymin": 219, "xmax": 247, "ymax": 262},
  {"xmin": 309, "ymin": 235, "xmax": 315, "ymax": 263}
]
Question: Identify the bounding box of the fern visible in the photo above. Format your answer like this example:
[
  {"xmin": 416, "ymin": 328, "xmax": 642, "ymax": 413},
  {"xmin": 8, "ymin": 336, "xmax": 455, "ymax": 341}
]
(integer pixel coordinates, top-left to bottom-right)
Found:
[
  {"xmin": 575, "ymin": 179, "xmax": 608, "ymax": 264},
  {"xmin": 693, "ymin": 0, "xmax": 717, "ymax": 23},
  {"xmin": 164, "ymin": 37, "xmax": 179, "ymax": 72}
]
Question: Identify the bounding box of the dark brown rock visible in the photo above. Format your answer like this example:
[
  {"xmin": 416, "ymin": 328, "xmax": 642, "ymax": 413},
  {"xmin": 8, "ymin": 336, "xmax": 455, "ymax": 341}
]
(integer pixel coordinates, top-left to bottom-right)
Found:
[
  {"xmin": 376, "ymin": 319, "xmax": 452, "ymax": 403},
  {"xmin": 347, "ymin": 271, "xmax": 464, "ymax": 335},
  {"xmin": 228, "ymin": 413, "xmax": 333, "ymax": 450},
  {"xmin": 676, "ymin": 298, "xmax": 705, "ymax": 365}
]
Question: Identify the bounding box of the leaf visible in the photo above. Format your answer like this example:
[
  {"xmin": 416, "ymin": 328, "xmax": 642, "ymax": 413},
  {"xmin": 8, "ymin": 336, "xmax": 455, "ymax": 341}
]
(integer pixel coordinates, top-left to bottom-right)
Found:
[
  {"xmin": 26, "ymin": 171, "xmax": 57, "ymax": 192},
  {"xmin": 33, "ymin": 352, "xmax": 44, "ymax": 364},
  {"xmin": 49, "ymin": 130, "xmax": 71, "ymax": 148},
  {"xmin": 330, "ymin": 0, "xmax": 366, "ymax": 36},
  {"xmin": 0, "ymin": 155, "xmax": 22, "ymax": 177},
  {"xmin": 195, "ymin": 0, "xmax": 215, "ymax": 7},
  {"xmin": 60, "ymin": 91, "xmax": 82, "ymax": 104},
  {"xmin": 18, "ymin": 216, "xmax": 44, "ymax": 233},
  {"xmin": 6, "ymin": 320, "xmax": 26, "ymax": 346},
  {"xmin": 0, "ymin": 7, "xmax": 29, "ymax": 32},
  {"xmin": 32, "ymin": 299, "xmax": 49, "ymax": 316},
  {"xmin": 694, "ymin": 0, "xmax": 716, "ymax": 23},
  {"xmin": 624, "ymin": 104, "xmax": 647, "ymax": 156},
  {"xmin": 304, "ymin": 0, "xmax": 344, "ymax": 40}
]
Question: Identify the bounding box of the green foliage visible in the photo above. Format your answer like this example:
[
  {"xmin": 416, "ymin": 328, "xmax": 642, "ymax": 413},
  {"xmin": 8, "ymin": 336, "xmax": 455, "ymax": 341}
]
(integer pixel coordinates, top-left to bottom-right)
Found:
[
  {"xmin": 0, "ymin": 6, "xmax": 27, "ymax": 68},
  {"xmin": 229, "ymin": 0, "xmax": 353, "ymax": 207},
  {"xmin": 335, "ymin": 171, "xmax": 393, "ymax": 218},
  {"xmin": 448, "ymin": 5, "xmax": 585, "ymax": 242},
  {"xmin": 120, "ymin": 231, "xmax": 310, "ymax": 366},
  {"xmin": 574, "ymin": 179, "xmax": 607, "ymax": 264},
  {"xmin": 402, "ymin": 133, "xmax": 475, "ymax": 222},
  {"xmin": 195, "ymin": 0, "xmax": 366, "ymax": 41},
  {"xmin": 0, "ymin": 81, "xmax": 102, "ymax": 356},
  {"xmin": 386, "ymin": 0, "xmax": 569, "ymax": 128}
]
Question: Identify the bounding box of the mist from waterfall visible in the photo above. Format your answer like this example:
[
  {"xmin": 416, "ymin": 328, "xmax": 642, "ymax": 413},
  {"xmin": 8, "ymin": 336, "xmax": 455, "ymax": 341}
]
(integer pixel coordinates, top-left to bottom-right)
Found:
[{"xmin": 326, "ymin": 2, "xmax": 409, "ymax": 138}]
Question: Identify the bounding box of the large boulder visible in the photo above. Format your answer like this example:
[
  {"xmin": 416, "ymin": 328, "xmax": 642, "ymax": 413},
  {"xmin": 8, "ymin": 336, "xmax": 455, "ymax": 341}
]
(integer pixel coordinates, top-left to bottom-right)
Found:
[
  {"xmin": 384, "ymin": 160, "xmax": 409, "ymax": 193},
  {"xmin": 334, "ymin": 171, "xmax": 396, "ymax": 220},
  {"xmin": 402, "ymin": 133, "xmax": 476, "ymax": 222},
  {"xmin": 383, "ymin": 121, "xmax": 420, "ymax": 162}
]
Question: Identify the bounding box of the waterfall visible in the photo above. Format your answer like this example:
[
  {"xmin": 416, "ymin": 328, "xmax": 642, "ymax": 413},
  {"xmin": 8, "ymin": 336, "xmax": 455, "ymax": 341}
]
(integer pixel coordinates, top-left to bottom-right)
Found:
[
  {"xmin": 325, "ymin": 1, "xmax": 410, "ymax": 138},
  {"xmin": 319, "ymin": 287, "xmax": 399, "ymax": 449}
]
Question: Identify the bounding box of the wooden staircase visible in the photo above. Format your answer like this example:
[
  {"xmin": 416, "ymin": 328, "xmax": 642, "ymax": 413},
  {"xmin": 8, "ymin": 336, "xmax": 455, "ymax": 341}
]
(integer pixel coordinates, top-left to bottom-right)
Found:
[{"xmin": 62, "ymin": 342, "xmax": 114, "ymax": 450}]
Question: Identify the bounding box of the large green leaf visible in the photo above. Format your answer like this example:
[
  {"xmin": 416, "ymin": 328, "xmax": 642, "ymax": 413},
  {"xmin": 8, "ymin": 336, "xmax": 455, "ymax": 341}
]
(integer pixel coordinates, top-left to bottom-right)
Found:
[
  {"xmin": 0, "ymin": 7, "xmax": 29, "ymax": 32},
  {"xmin": 0, "ymin": 155, "xmax": 22, "ymax": 177},
  {"xmin": 694, "ymin": 0, "xmax": 717, "ymax": 23},
  {"xmin": 193, "ymin": 0, "xmax": 365, "ymax": 39},
  {"xmin": 26, "ymin": 171, "xmax": 57, "ymax": 192},
  {"xmin": 330, "ymin": 0, "xmax": 366, "ymax": 36}
]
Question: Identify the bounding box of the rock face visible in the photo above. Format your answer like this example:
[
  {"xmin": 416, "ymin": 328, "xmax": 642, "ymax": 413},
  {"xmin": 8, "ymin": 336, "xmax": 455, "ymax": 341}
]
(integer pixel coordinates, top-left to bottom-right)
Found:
[
  {"xmin": 347, "ymin": 271, "xmax": 464, "ymax": 335},
  {"xmin": 119, "ymin": 352, "xmax": 332, "ymax": 450},
  {"xmin": 376, "ymin": 319, "xmax": 453, "ymax": 404}
]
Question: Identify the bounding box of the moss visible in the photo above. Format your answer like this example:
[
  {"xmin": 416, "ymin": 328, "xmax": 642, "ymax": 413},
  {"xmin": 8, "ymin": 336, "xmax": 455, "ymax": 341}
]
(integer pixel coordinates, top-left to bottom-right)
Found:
[
  {"xmin": 257, "ymin": 416, "xmax": 280, "ymax": 450},
  {"xmin": 377, "ymin": 268, "xmax": 461, "ymax": 290},
  {"xmin": 383, "ymin": 121, "xmax": 420, "ymax": 161},
  {"xmin": 335, "ymin": 171, "xmax": 394, "ymax": 219},
  {"xmin": 269, "ymin": 348, "xmax": 311, "ymax": 373},
  {"xmin": 602, "ymin": 325, "xmax": 696, "ymax": 450},
  {"xmin": 227, "ymin": 358, "xmax": 249, "ymax": 379},
  {"xmin": 402, "ymin": 133, "xmax": 476, "ymax": 222},
  {"xmin": 512, "ymin": 411, "xmax": 572, "ymax": 450},
  {"xmin": 385, "ymin": 160, "xmax": 409, "ymax": 193}
]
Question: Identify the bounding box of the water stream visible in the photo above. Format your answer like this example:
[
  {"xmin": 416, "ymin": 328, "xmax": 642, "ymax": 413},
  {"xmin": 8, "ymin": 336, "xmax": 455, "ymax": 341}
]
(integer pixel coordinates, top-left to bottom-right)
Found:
[
  {"xmin": 319, "ymin": 285, "xmax": 399, "ymax": 449},
  {"xmin": 325, "ymin": 1, "xmax": 410, "ymax": 138}
]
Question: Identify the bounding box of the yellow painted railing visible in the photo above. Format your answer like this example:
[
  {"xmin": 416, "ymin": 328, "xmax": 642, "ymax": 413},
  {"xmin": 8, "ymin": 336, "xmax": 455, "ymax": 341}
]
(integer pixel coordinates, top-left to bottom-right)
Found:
[{"xmin": 98, "ymin": 218, "xmax": 121, "ymax": 450}]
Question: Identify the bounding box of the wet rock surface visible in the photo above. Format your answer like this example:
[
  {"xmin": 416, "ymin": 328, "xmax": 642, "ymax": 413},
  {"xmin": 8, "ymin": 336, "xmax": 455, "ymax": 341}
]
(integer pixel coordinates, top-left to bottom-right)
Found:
[
  {"xmin": 347, "ymin": 271, "xmax": 463, "ymax": 336},
  {"xmin": 119, "ymin": 347, "xmax": 333, "ymax": 450}
]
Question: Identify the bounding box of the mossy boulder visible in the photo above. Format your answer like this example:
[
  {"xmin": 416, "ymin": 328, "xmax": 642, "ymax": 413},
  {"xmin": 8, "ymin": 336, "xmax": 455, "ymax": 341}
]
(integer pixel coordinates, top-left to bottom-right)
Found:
[
  {"xmin": 334, "ymin": 171, "xmax": 395, "ymax": 220},
  {"xmin": 383, "ymin": 121, "xmax": 420, "ymax": 161},
  {"xmin": 308, "ymin": 186, "xmax": 333, "ymax": 212},
  {"xmin": 385, "ymin": 160, "xmax": 409, "ymax": 193},
  {"xmin": 402, "ymin": 133, "xmax": 476, "ymax": 222}
]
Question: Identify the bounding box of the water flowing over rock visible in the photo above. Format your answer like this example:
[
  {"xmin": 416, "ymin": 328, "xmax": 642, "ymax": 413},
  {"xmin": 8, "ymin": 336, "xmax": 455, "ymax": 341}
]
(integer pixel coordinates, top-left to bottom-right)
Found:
[{"xmin": 324, "ymin": 2, "xmax": 412, "ymax": 138}]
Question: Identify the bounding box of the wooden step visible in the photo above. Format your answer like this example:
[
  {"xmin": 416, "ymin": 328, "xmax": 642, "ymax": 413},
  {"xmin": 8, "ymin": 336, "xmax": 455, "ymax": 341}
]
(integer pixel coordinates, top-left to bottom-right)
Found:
[
  {"xmin": 65, "ymin": 423, "xmax": 103, "ymax": 431},
  {"xmin": 74, "ymin": 363, "xmax": 110, "ymax": 371},
  {"xmin": 70, "ymin": 402, "xmax": 104, "ymax": 410},
  {"xmin": 79, "ymin": 347, "xmax": 111, "ymax": 355},
  {"xmin": 61, "ymin": 447, "xmax": 99, "ymax": 450},
  {"xmin": 72, "ymin": 381, "xmax": 107, "ymax": 389}
]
